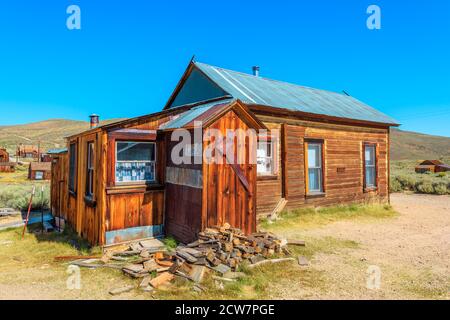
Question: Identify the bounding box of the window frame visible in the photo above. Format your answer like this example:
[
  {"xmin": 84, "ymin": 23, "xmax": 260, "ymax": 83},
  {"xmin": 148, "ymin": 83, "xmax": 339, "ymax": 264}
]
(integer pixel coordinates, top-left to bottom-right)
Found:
[
  {"xmin": 68, "ymin": 142, "xmax": 77, "ymax": 194},
  {"xmin": 363, "ymin": 142, "xmax": 378, "ymax": 191},
  {"xmin": 256, "ymin": 133, "xmax": 278, "ymax": 179},
  {"xmin": 304, "ymin": 138, "xmax": 325, "ymax": 196},
  {"xmin": 114, "ymin": 141, "xmax": 157, "ymax": 185},
  {"xmin": 85, "ymin": 141, "xmax": 95, "ymax": 198}
]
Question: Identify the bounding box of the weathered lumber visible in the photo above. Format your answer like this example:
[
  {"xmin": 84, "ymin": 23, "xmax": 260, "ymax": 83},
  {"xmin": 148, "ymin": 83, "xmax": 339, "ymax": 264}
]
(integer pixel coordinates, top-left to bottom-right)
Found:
[
  {"xmin": 247, "ymin": 258, "xmax": 295, "ymax": 269},
  {"xmin": 287, "ymin": 239, "xmax": 306, "ymax": 246},
  {"xmin": 149, "ymin": 272, "xmax": 174, "ymax": 288},
  {"xmin": 109, "ymin": 285, "xmax": 134, "ymax": 295},
  {"xmin": 54, "ymin": 255, "xmax": 100, "ymax": 261}
]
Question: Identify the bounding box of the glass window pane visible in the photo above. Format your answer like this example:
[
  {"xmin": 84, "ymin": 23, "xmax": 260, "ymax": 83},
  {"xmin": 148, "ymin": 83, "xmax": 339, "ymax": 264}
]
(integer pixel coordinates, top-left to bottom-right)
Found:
[
  {"xmin": 69, "ymin": 144, "xmax": 76, "ymax": 192},
  {"xmin": 365, "ymin": 146, "xmax": 375, "ymax": 166},
  {"xmin": 257, "ymin": 141, "xmax": 273, "ymax": 175},
  {"xmin": 115, "ymin": 141, "xmax": 156, "ymax": 183},
  {"xmin": 365, "ymin": 167, "xmax": 376, "ymax": 187},
  {"xmin": 308, "ymin": 168, "xmax": 321, "ymax": 192},
  {"xmin": 117, "ymin": 142, "xmax": 155, "ymax": 161},
  {"xmin": 308, "ymin": 144, "xmax": 321, "ymax": 168}
]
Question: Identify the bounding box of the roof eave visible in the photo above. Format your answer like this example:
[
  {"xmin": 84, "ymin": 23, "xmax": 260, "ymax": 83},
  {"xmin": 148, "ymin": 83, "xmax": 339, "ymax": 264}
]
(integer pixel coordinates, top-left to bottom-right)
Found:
[{"xmin": 247, "ymin": 104, "xmax": 400, "ymax": 128}]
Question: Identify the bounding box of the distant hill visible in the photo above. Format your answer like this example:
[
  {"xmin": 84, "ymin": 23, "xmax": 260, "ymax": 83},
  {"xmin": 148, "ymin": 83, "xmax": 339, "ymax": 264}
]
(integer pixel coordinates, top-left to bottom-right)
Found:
[
  {"xmin": 0, "ymin": 119, "xmax": 122, "ymax": 153},
  {"xmin": 390, "ymin": 128, "xmax": 450, "ymax": 160},
  {"xmin": 0, "ymin": 119, "xmax": 449, "ymax": 160}
]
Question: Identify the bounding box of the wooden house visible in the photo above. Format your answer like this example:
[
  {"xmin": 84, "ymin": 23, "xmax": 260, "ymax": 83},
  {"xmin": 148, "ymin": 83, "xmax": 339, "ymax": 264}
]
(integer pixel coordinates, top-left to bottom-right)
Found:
[
  {"xmin": 50, "ymin": 61, "xmax": 399, "ymax": 246},
  {"xmin": 40, "ymin": 153, "xmax": 52, "ymax": 162},
  {"xmin": 16, "ymin": 145, "xmax": 39, "ymax": 159},
  {"xmin": 0, "ymin": 148, "xmax": 16, "ymax": 173},
  {"xmin": 0, "ymin": 148, "xmax": 9, "ymax": 162},
  {"xmin": 415, "ymin": 160, "xmax": 450, "ymax": 173},
  {"xmin": 28, "ymin": 161, "xmax": 52, "ymax": 180}
]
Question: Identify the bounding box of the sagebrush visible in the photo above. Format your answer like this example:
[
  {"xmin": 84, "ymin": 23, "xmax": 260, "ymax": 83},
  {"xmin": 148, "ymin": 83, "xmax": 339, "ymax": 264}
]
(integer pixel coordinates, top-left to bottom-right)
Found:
[
  {"xmin": 0, "ymin": 184, "xmax": 49, "ymax": 210},
  {"xmin": 390, "ymin": 159, "xmax": 450, "ymax": 195}
]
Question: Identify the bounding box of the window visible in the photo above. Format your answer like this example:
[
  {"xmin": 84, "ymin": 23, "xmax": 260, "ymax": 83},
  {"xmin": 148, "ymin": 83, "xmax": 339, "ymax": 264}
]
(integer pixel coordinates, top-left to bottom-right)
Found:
[
  {"xmin": 69, "ymin": 143, "xmax": 77, "ymax": 193},
  {"xmin": 86, "ymin": 142, "xmax": 94, "ymax": 197},
  {"xmin": 257, "ymin": 140, "xmax": 274, "ymax": 175},
  {"xmin": 35, "ymin": 171, "xmax": 43, "ymax": 180},
  {"xmin": 364, "ymin": 144, "xmax": 377, "ymax": 189},
  {"xmin": 115, "ymin": 141, "xmax": 156, "ymax": 183},
  {"xmin": 306, "ymin": 141, "xmax": 324, "ymax": 193}
]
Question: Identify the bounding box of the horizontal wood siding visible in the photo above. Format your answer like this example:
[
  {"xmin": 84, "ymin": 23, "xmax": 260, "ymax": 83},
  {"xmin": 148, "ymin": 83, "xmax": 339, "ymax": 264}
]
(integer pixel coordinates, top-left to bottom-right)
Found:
[{"xmin": 254, "ymin": 115, "xmax": 389, "ymax": 214}]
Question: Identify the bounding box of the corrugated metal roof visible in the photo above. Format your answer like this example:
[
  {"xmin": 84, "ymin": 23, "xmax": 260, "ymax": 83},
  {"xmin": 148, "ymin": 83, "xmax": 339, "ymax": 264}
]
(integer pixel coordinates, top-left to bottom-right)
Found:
[
  {"xmin": 194, "ymin": 62, "xmax": 398, "ymax": 125},
  {"xmin": 47, "ymin": 148, "xmax": 68, "ymax": 154},
  {"xmin": 160, "ymin": 98, "xmax": 234, "ymax": 129}
]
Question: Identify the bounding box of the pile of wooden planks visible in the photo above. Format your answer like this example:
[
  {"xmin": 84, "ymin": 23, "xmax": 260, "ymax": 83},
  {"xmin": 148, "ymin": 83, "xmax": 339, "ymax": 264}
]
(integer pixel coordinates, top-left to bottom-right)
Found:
[{"xmin": 60, "ymin": 225, "xmax": 304, "ymax": 294}]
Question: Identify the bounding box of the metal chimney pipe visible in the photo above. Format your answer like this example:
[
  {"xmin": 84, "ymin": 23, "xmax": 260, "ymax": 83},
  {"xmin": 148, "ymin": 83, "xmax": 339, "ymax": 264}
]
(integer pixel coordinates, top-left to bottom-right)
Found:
[
  {"xmin": 89, "ymin": 114, "xmax": 99, "ymax": 129},
  {"xmin": 252, "ymin": 66, "xmax": 260, "ymax": 77}
]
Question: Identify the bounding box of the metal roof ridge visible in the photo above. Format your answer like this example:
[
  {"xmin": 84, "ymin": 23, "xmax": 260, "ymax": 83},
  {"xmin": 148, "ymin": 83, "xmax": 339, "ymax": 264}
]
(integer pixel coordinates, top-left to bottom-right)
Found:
[{"xmin": 194, "ymin": 61, "xmax": 349, "ymax": 98}]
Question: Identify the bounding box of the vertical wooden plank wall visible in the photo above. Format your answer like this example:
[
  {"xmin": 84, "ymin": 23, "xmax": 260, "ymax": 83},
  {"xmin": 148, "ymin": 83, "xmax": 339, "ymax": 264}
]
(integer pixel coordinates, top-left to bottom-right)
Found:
[
  {"xmin": 203, "ymin": 110, "xmax": 257, "ymax": 235},
  {"xmin": 164, "ymin": 131, "xmax": 203, "ymax": 243},
  {"xmin": 50, "ymin": 152, "xmax": 69, "ymax": 220}
]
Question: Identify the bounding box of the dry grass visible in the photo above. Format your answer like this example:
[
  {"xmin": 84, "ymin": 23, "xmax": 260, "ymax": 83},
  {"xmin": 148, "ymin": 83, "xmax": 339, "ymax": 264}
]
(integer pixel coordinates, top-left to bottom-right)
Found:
[
  {"xmin": 260, "ymin": 203, "xmax": 398, "ymax": 232},
  {"xmin": 0, "ymin": 222, "xmax": 360, "ymax": 300},
  {"xmin": 4, "ymin": 201, "xmax": 445, "ymax": 300},
  {"xmin": 153, "ymin": 236, "xmax": 359, "ymax": 300},
  {"xmin": 0, "ymin": 226, "xmax": 149, "ymax": 300}
]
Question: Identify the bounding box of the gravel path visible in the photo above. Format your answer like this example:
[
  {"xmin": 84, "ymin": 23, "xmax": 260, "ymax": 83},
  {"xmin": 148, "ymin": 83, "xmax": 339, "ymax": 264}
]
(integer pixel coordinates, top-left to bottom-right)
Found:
[{"xmin": 271, "ymin": 193, "xmax": 450, "ymax": 299}]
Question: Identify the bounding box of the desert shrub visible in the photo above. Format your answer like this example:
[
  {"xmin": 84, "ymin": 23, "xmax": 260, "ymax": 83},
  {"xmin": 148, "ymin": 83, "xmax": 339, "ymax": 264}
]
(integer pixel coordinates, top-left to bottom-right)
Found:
[
  {"xmin": 436, "ymin": 172, "xmax": 447, "ymax": 178},
  {"xmin": 389, "ymin": 177, "xmax": 402, "ymax": 192},
  {"xmin": 396, "ymin": 175, "xmax": 418, "ymax": 191},
  {"xmin": 433, "ymin": 182, "xmax": 448, "ymax": 195},
  {"xmin": 415, "ymin": 181, "xmax": 434, "ymax": 194},
  {"xmin": 0, "ymin": 185, "xmax": 49, "ymax": 211}
]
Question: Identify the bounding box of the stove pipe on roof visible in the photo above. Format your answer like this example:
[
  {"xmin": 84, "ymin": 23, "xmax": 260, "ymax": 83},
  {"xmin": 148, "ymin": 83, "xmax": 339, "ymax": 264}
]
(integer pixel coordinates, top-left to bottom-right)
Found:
[
  {"xmin": 252, "ymin": 66, "xmax": 260, "ymax": 77},
  {"xmin": 89, "ymin": 114, "xmax": 99, "ymax": 129}
]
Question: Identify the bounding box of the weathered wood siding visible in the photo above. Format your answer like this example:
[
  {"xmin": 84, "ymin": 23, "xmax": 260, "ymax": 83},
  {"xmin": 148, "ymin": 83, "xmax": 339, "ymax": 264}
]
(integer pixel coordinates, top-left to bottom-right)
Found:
[
  {"xmin": 255, "ymin": 115, "xmax": 389, "ymax": 214},
  {"xmin": 66, "ymin": 131, "xmax": 106, "ymax": 245},
  {"xmin": 50, "ymin": 152, "xmax": 68, "ymax": 220},
  {"xmin": 106, "ymin": 191, "xmax": 164, "ymax": 230},
  {"xmin": 203, "ymin": 110, "xmax": 257, "ymax": 235},
  {"xmin": 165, "ymin": 130, "xmax": 203, "ymax": 243}
]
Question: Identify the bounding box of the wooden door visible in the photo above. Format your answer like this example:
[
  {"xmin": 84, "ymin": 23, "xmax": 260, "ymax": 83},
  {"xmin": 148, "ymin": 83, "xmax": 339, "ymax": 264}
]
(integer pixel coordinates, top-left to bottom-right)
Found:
[{"xmin": 204, "ymin": 111, "xmax": 257, "ymax": 234}]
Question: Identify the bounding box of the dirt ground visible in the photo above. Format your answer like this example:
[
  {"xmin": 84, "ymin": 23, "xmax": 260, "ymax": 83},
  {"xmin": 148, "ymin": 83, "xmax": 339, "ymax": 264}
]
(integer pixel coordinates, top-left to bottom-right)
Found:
[
  {"xmin": 0, "ymin": 193, "xmax": 449, "ymax": 300},
  {"xmin": 270, "ymin": 193, "xmax": 450, "ymax": 299}
]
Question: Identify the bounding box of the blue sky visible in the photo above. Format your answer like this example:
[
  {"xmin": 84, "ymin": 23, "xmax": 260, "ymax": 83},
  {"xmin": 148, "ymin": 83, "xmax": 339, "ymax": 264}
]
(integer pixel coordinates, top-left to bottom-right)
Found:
[{"xmin": 0, "ymin": 0, "xmax": 449, "ymax": 136}]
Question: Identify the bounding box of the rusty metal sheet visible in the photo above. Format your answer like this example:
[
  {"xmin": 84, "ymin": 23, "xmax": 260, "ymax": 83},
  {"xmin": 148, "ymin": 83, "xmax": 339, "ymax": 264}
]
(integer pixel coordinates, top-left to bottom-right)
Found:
[{"xmin": 105, "ymin": 224, "xmax": 164, "ymax": 245}]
